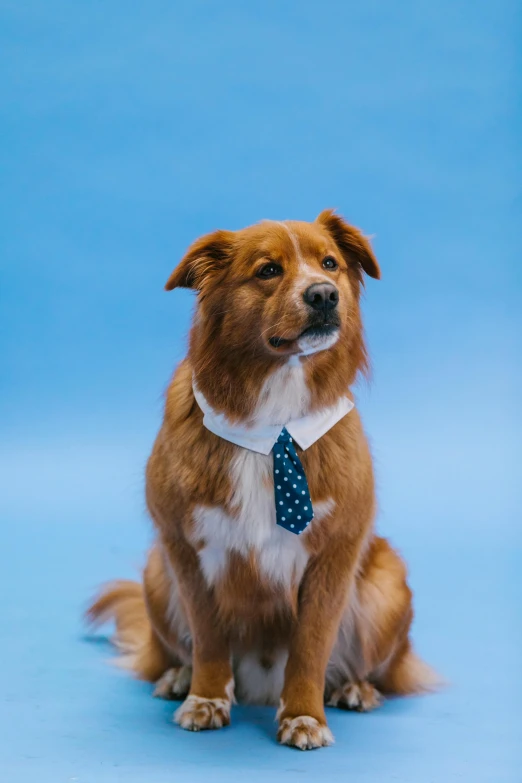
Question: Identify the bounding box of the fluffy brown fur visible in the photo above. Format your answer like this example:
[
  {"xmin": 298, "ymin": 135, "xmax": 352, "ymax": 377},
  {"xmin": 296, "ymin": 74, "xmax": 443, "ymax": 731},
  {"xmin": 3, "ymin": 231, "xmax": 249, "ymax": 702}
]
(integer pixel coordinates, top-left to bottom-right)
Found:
[{"xmin": 87, "ymin": 211, "xmax": 438, "ymax": 750}]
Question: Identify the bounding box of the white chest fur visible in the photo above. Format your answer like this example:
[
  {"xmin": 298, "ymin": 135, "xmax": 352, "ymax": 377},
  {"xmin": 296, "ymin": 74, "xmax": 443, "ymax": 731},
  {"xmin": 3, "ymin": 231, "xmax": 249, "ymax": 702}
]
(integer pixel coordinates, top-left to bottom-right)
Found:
[
  {"xmin": 193, "ymin": 449, "xmax": 335, "ymax": 589},
  {"xmin": 193, "ymin": 449, "xmax": 305, "ymax": 588},
  {"xmin": 192, "ymin": 362, "xmax": 335, "ymax": 588}
]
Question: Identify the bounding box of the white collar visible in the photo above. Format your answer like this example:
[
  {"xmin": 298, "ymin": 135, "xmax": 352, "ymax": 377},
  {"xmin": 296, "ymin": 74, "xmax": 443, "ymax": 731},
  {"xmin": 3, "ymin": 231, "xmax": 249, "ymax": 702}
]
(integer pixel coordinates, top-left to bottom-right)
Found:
[{"xmin": 193, "ymin": 383, "xmax": 354, "ymax": 456}]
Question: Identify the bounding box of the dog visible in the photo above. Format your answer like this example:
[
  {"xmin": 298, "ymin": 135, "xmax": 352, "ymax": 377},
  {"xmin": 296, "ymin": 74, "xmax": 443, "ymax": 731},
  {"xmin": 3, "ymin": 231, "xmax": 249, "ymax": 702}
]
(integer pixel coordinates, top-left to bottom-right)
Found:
[{"xmin": 87, "ymin": 210, "xmax": 437, "ymax": 750}]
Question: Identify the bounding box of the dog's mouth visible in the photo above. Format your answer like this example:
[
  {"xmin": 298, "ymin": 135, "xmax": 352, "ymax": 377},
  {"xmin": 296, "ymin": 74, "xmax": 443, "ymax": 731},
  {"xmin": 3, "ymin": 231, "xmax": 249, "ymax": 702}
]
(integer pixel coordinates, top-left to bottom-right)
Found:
[{"xmin": 268, "ymin": 320, "xmax": 340, "ymax": 351}]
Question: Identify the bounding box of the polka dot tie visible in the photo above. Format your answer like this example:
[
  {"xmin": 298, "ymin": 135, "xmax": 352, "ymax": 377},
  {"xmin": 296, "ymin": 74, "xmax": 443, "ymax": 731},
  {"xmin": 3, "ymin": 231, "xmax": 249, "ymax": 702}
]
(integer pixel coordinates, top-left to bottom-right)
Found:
[{"xmin": 273, "ymin": 427, "xmax": 314, "ymax": 535}]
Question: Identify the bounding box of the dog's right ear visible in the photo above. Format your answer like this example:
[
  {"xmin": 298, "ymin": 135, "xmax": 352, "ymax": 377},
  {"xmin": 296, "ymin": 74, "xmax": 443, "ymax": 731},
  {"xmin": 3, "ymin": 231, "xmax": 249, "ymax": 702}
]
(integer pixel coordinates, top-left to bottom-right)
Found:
[{"xmin": 165, "ymin": 229, "xmax": 236, "ymax": 291}]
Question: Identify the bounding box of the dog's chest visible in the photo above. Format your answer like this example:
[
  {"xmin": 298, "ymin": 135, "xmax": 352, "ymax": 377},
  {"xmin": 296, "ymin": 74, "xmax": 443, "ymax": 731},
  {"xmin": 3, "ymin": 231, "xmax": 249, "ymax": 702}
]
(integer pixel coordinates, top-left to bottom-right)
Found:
[
  {"xmin": 191, "ymin": 363, "xmax": 335, "ymax": 589},
  {"xmin": 193, "ymin": 449, "xmax": 311, "ymax": 589}
]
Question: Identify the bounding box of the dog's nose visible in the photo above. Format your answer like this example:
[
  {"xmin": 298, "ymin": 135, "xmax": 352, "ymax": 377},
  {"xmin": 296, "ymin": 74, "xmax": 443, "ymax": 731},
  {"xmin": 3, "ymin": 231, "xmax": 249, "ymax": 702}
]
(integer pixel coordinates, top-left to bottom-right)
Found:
[{"xmin": 303, "ymin": 282, "xmax": 339, "ymax": 312}]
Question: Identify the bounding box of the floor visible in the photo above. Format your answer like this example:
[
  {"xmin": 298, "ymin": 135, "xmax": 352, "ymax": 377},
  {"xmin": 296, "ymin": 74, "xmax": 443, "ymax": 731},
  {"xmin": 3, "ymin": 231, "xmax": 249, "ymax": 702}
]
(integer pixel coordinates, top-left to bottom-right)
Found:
[{"xmin": 2, "ymin": 479, "xmax": 520, "ymax": 782}]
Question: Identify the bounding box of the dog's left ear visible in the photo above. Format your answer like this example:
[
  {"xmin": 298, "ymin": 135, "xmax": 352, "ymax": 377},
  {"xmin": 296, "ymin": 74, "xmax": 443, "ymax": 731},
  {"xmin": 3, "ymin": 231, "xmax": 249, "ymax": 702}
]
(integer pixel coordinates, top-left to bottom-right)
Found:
[
  {"xmin": 316, "ymin": 209, "xmax": 381, "ymax": 280},
  {"xmin": 165, "ymin": 229, "xmax": 236, "ymax": 291}
]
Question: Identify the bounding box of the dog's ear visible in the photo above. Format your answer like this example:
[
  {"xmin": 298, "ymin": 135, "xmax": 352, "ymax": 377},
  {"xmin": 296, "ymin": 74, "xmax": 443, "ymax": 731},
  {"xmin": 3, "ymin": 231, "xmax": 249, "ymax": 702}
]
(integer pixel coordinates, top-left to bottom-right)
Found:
[
  {"xmin": 316, "ymin": 209, "xmax": 381, "ymax": 280},
  {"xmin": 165, "ymin": 229, "xmax": 236, "ymax": 291}
]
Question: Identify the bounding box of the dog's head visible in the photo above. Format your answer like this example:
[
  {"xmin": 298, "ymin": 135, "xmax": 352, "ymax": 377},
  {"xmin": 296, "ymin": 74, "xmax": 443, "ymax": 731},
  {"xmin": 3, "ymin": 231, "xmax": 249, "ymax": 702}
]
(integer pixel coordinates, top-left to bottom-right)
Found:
[{"xmin": 166, "ymin": 211, "xmax": 380, "ymax": 411}]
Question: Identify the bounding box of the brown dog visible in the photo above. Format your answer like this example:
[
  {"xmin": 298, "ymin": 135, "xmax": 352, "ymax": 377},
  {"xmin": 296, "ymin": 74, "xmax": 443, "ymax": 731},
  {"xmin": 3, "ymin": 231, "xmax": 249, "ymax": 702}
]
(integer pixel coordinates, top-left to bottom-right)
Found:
[{"xmin": 88, "ymin": 211, "xmax": 437, "ymax": 750}]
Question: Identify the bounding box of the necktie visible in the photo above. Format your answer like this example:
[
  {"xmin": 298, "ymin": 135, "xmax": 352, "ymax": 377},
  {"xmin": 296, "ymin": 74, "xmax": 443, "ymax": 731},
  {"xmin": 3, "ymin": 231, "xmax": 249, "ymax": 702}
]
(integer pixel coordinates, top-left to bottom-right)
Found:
[{"xmin": 273, "ymin": 428, "xmax": 314, "ymax": 535}]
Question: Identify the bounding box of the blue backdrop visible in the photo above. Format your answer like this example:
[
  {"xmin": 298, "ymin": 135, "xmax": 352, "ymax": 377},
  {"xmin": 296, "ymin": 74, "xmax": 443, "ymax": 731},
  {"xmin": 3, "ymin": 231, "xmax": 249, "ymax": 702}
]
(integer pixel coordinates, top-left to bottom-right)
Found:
[{"xmin": 1, "ymin": 2, "xmax": 520, "ymax": 781}]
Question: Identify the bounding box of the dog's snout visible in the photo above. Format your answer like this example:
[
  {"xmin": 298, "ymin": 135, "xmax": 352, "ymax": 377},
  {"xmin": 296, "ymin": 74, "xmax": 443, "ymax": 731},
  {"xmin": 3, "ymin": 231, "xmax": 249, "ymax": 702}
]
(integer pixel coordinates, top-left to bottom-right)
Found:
[{"xmin": 303, "ymin": 282, "xmax": 339, "ymax": 313}]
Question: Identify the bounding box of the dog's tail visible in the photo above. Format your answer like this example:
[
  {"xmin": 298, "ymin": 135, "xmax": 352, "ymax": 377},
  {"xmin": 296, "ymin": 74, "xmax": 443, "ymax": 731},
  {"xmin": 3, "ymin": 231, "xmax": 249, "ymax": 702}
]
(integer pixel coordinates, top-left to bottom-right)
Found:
[
  {"xmin": 380, "ymin": 643, "xmax": 444, "ymax": 695},
  {"xmin": 86, "ymin": 580, "xmax": 170, "ymax": 682}
]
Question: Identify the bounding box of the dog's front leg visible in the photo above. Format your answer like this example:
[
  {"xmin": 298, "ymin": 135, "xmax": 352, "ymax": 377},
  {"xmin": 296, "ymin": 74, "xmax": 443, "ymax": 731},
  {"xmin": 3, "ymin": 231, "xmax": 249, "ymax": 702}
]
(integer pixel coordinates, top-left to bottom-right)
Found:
[
  {"xmin": 278, "ymin": 534, "xmax": 363, "ymax": 750},
  {"xmin": 161, "ymin": 534, "xmax": 234, "ymax": 732}
]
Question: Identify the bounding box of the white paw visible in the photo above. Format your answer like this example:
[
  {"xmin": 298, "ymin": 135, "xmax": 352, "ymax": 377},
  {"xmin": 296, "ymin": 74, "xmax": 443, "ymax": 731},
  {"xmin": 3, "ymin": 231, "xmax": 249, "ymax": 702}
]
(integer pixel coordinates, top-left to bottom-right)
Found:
[
  {"xmin": 278, "ymin": 715, "xmax": 334, "ymax": 750},
  {"xmin": 327, "ymin": 681, "xmax": 382, "ymax": 712},
  {"xmin": 174, "ymin": 694, "xmax": 231, "ymax": 731},
  {"xmin": 153, "ymin": 666, "xmax": 192, "ymax": 700}
]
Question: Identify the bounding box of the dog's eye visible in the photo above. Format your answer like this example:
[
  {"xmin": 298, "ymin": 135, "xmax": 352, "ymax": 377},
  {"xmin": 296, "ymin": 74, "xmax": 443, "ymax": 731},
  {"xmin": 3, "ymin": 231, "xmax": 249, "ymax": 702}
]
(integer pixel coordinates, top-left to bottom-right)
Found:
[
  {"xmin": 322, "ymin": 256, "xmax": 338, "ymax": 270},
  {"xmin": 256, "ymin": 263, "xmax": 283, "ymax": 279}
]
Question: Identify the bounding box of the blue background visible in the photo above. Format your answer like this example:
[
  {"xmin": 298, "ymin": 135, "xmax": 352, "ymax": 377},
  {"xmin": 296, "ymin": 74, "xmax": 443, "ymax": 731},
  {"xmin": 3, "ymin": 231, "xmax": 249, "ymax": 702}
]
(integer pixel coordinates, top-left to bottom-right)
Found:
[{"xmin": 1, "ymin": 2, "xmax": 520, "ymax": 781}]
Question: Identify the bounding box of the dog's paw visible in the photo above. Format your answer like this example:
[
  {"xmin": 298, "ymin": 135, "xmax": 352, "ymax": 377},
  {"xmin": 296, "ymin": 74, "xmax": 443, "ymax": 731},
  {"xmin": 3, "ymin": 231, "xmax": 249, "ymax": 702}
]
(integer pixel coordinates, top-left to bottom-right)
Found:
[
  {"xmin": 174, "ymin": 694, "xmax": 231, "ymax": 731},
  {"xmin": 153, "ymin": 666, "xmax": 192, "ymax": 700},
  {"xmin": 327, "ymin": 681, "xmax": 382, "ymax": 712},
  {"xmin": 277, "ymin": 715, "xmax": 334, "ymax": 750}
]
